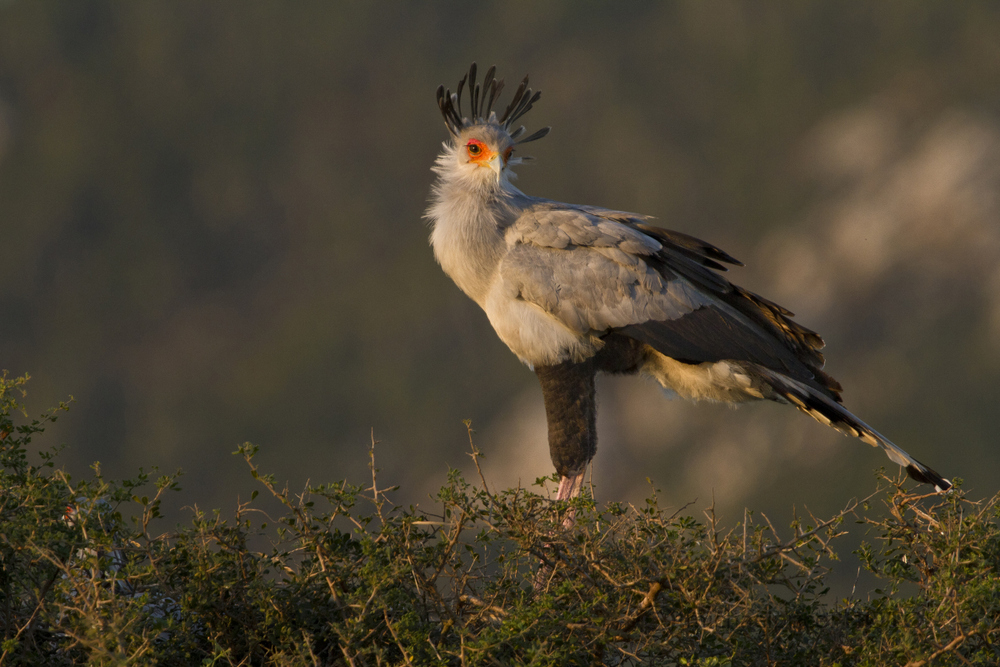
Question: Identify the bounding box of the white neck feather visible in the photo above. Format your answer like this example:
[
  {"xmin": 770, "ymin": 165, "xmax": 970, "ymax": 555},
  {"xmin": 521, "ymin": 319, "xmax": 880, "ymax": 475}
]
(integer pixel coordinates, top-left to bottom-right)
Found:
[{"xmin": 425, "ymin": 142, "xmax": 522, "ymax": 305}]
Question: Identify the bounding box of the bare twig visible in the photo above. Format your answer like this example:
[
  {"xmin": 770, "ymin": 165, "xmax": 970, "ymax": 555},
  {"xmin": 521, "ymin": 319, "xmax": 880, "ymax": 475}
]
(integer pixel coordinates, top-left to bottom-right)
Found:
[
  {"xmin": 465, "ymin": 421, "xmax": 492, "ymax": 498},
  {"xmin": 459, "ymin": 594, "xmax": 507, "ymax": 621},
  {"xmin": 383, "ymin": 608, "xmax": 415, "ymax": 666},
  {"xmin": 620, "ymin": 579, "xmax": 666, "ymax": 633},
  {"xmin": 902, "ymin": 633, "xmax": 968, "ymax": 667}
]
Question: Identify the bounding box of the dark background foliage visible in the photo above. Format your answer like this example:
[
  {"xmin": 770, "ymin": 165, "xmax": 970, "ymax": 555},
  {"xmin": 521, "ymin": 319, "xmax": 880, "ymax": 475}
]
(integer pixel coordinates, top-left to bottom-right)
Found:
[{"xmin": 2, "ymin": 2, "xmax": 999, "ymax": 545}]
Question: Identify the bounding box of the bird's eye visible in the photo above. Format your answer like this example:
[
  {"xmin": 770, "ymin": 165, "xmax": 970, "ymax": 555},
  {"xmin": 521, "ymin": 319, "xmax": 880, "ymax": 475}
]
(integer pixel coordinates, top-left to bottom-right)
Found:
[{"xmin": 466, "ymin": 141, "xmax": 483, "ymax": 157}]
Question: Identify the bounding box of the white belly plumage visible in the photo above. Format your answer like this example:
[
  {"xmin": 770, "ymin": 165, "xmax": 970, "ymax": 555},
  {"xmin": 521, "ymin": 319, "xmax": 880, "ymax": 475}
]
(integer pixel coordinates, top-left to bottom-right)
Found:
[{"xmin": 483, "ymin": 286, "xmax": 602, "ymax": 367}]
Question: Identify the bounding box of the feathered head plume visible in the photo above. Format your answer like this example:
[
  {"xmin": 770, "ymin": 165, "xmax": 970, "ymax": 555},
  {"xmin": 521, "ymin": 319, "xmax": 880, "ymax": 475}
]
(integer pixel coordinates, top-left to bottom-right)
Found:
[{"xmin": 436, "ymin": 63, "xmax": 551, "ymax": 145}]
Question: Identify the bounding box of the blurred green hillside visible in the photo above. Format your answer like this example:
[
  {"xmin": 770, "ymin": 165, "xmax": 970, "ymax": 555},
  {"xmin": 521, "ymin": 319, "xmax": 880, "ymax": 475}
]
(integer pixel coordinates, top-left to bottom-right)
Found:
[{"xmin": 1, "ymin": 2, "xmax": 999, "ymax": 526}]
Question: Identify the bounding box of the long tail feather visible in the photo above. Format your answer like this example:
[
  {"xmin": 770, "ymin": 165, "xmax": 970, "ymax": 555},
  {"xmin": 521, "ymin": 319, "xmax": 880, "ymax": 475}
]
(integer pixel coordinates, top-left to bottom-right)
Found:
[{"xmin": 758, "ymin": 369, "xmax": 952, "ymax": 492}]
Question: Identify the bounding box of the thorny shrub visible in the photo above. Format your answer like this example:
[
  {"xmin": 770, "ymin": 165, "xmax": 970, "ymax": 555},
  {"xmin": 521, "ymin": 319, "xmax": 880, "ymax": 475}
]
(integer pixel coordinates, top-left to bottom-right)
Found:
[{"xmin": 1, "ymin": 372, "xmax": 998, "ymax": 666}]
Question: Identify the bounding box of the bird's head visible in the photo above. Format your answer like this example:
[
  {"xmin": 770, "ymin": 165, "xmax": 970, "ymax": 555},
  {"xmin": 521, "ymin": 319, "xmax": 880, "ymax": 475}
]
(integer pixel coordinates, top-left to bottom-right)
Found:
[{"xmin": 435, "ymin": 63, "xmax": 551, "ymax": 187}]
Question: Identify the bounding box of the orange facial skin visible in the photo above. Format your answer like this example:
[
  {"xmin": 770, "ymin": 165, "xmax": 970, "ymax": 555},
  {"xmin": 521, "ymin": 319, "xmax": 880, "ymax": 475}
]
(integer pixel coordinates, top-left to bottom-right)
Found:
[
  {"xmin": 465, "ymin": 139, "xmax": 496, "ymax": 165},
  {"xmin": 465, "ymin": 139, "xmax": 516, "ymax": 175}
]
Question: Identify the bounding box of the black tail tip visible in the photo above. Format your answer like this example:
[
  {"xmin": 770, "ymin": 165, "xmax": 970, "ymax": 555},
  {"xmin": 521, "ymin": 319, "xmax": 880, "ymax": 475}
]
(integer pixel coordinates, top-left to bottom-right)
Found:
[{"xmin": 906, "ymin": 464, "xmax": 952, "ymax": 493}]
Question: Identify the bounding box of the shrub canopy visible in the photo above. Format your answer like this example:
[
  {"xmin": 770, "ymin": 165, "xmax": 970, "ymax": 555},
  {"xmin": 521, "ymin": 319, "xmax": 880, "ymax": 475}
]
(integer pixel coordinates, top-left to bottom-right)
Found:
[{"xmin": 2, "ymin": 373, "xmax": 998, "ymax": 666}]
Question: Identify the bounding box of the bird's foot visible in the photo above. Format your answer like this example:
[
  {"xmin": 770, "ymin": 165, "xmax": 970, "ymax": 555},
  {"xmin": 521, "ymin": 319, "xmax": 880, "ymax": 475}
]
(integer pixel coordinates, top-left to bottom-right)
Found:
[{"xmin": 534, "ymin": 471, "xmax": 588, "ymax": 592}]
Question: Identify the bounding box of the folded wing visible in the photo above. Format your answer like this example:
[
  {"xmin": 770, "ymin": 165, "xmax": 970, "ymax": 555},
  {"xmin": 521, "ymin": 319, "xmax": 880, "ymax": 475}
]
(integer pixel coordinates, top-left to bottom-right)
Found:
[{"xmin": 501, "ymin": 200, "xmax": 836, "ymax": 396}]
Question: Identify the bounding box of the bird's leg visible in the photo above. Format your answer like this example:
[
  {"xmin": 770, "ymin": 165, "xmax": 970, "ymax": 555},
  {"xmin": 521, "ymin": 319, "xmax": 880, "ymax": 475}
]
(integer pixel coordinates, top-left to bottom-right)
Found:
[
  {"xmin": 533, "ymin": 360, "xmax": 595, "ymax": 591},
  {"xmin": 555, "ymin": 470, "xmax": 586, "ymax": 529},
  {"xmin": 555, "ymin": 471, "xmax": 586, "ymax": 501},
  {"xmin": 535, "ymin": 359, "xmax": 596, "ymax": 528}
]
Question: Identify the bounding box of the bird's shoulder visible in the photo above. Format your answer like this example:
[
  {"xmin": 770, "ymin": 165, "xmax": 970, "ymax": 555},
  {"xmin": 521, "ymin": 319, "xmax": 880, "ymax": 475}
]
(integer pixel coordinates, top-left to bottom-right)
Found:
[
  {"xmin": 506, "ymin": 198, "xmax": 745, "ymax": 273},
  {"xmin": 505, "ymin": 198, "xmax": 662, "ymax": 255},
  {"xmin": 492, "ymin": 198, "xmax": 712, "ymax": 336}
]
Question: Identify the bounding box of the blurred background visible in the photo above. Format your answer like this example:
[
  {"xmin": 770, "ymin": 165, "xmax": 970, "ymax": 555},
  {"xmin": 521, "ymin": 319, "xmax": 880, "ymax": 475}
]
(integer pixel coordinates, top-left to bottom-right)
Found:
[{"xmin": 2, "ymin": 2, "xmax": 999, "ymax": 544}]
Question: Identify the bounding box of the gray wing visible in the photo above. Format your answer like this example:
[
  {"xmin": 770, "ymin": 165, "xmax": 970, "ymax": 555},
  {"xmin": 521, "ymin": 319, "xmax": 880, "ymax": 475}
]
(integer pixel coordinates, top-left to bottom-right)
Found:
[
  {"xmin": 502, "ymin": 206, "xmax": 709, "ymax": 333},
  {"xmin": 503, "ymin": 201, "xmax": 839, "ymax": 396}
]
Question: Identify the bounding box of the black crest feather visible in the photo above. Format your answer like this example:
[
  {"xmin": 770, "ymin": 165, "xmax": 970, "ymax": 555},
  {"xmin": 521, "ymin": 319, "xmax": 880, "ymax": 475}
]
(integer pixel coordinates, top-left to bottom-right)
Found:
[{"xmin": 436, "ymin": 63, "xmax": 549, "ymax": 145}]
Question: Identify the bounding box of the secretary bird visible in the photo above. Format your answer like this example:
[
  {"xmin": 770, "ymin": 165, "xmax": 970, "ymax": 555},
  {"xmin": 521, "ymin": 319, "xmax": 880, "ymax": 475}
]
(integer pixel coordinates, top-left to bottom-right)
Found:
[{"xmin": 425, "ymin": 63, "xmax": 951, "ymax": 508}]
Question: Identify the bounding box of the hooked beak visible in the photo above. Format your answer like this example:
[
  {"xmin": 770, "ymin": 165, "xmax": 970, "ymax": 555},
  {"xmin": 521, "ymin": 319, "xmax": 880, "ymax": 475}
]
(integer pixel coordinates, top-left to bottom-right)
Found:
[{"xmin": 487, "ymin": 153, "xmax": 503, "ymax": 178}]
